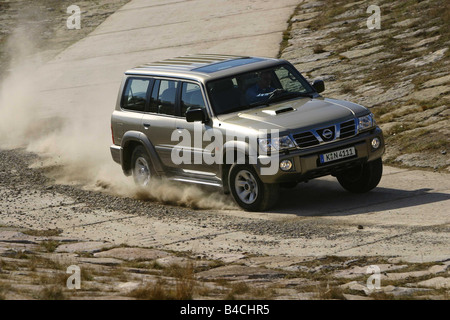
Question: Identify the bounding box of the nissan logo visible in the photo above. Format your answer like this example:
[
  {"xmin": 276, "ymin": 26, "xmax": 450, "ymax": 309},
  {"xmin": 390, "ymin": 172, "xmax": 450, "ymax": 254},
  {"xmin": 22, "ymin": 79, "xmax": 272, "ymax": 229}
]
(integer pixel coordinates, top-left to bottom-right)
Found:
[{"xmin": 322, "ymin": 129, "xmax": 333, "ymax": 139}]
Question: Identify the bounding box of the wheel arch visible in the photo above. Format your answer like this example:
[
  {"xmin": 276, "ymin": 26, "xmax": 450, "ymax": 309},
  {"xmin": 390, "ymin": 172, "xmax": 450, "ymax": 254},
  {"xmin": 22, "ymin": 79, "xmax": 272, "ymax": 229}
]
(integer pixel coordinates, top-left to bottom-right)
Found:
[{"xmin": 121, "ymin": 131, "xmax": 164, "ymax": 176}]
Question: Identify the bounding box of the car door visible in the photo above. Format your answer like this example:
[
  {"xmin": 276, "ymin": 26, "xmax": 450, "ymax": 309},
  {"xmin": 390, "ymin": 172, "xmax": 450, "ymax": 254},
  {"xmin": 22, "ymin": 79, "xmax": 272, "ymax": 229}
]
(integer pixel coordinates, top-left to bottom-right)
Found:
[
  {"xmin": 174, "ymin": 81, "xmax": 219, "ymax": 175},
  {"xmin": 141, "ymin": 79, "xmax": 179, "ymax": 168}
]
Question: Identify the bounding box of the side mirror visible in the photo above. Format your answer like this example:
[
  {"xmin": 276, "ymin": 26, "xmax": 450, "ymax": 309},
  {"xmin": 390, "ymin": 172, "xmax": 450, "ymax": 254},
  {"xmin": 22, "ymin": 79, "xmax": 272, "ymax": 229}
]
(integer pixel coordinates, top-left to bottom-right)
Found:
[
  {"xmin": 186, "ymin": 108, "xmax": 207, "ymax": 123},
  {"xmin": 312, "ymin": 79, "xmax": 325, "ymax": 93}
]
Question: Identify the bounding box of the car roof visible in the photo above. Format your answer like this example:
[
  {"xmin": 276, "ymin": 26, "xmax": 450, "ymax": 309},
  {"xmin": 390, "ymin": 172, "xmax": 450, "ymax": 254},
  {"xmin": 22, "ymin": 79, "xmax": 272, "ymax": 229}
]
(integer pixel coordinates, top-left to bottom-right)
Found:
[{"xmin": 125, "ymin": 54, "xmax": 285, "ymax": 82}]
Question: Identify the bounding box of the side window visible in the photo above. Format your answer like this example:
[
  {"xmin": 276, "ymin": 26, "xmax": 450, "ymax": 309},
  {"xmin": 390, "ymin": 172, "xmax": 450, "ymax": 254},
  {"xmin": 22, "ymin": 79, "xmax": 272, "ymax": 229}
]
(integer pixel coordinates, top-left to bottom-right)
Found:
[
  {"xmin": 181, "ymin": 82, "xmax": 205, "ymax": 117},
  {"xmin": 156, "ymin": 80, "xmax": 178, "ymax": 116},
  {"xmin": 122, "ymin": 78, "xmax": 151, "ymax": 112}
]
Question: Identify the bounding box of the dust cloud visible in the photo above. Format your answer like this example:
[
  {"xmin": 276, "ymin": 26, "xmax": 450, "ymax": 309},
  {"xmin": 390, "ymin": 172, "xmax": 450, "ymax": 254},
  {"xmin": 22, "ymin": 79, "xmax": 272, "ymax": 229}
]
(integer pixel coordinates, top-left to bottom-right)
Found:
[
  {"xmin": 0, "ymin": 10, "xmax": 235, "ymax": 211},
  {"xmin": 95, "ymin": 178, "xmax": 236, "ymax": 210}
]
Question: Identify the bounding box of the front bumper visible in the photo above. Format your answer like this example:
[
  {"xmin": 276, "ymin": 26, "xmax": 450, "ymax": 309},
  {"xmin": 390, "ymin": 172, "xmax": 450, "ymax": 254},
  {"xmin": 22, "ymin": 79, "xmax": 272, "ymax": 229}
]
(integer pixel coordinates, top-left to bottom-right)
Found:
[{"xmin": 256, "ymin": 127, "xmax": 385, "ymax": 184}]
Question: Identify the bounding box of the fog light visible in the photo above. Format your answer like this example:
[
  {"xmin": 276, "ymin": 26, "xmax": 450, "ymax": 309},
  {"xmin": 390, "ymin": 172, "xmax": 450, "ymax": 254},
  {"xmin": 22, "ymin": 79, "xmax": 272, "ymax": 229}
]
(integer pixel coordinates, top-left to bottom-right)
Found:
[
  {"xmin": 280, "ymin": 159, "xmax": 293, "ymax": 171},
  {"xmin": 371, "ymin": 137, "xmax": 381, "ymax": 149}
]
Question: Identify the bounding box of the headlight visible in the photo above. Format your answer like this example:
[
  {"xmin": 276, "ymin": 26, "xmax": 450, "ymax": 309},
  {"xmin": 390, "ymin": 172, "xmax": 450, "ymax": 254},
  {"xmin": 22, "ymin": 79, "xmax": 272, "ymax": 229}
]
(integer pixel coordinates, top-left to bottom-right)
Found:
[
  {"xmin": 258, "ymin": 135, "xmax": 295, "ymax": 153},
  {"xmin": 358, "ymin": 113, "xmax": 376, "ymax": 132}
]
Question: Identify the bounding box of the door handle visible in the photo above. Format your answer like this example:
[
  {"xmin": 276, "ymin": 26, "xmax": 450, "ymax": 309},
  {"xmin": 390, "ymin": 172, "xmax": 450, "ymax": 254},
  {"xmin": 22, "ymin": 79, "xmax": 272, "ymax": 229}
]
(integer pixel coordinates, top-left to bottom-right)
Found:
[{"xmin": 143, "ymin": 123, "xmax": 151, "ymax": 129}]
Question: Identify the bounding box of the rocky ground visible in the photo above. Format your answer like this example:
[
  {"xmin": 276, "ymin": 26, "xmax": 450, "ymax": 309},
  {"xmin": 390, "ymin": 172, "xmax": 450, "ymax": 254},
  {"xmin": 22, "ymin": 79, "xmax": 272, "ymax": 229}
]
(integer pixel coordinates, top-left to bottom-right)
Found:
[
  {"xmin": 1, "ymin": 227, "xmax": 449, "ymax": 300},
  {"xmin": 1, "ymin": 230, "xmax": 449, "ymax": 300},
  {"xmin": 280, "ymin": 0, "xmax": 449, "ymax": 171}
]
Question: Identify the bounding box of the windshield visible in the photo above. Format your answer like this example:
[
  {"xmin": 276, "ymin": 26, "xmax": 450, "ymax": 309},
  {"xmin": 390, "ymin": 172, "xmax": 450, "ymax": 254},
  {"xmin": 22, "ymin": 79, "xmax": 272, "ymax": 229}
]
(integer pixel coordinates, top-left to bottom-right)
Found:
[{"xmin": 206, "ymin": 64, "xmax": 315, "ymax": 115}]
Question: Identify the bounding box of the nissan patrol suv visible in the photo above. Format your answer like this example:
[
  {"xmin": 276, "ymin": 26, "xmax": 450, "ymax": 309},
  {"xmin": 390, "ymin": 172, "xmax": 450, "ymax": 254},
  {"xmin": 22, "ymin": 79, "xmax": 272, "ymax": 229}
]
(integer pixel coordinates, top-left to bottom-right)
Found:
[{"xmin": 110, "ymin": 54, "xmax": 384, "ymax": 211}]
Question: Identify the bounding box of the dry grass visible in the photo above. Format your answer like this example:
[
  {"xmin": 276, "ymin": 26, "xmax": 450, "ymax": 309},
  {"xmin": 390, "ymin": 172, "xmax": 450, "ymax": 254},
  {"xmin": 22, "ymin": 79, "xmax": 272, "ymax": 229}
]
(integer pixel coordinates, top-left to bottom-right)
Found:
[
  {"xmin": 224, "ymin": 281, "xmax": 276, "ymax": 300},
  {"xmin": 0, "ymin": 282, "xmax": 11, "ymax": 300},
  {"xmin": 22, "ymin": 229, "xmax": 62, "ymax": 237},
  {"xmin": 128, "ymin": 263, "xmax": 196, "ymax": 300},
  {"xmin": 38, "ymin": 285, "xmax": 66, "ymax": 300},
  {"xmin": 313, "ymin": 44, "xmax": 327, "ymax": 54},
  {"xmin": 39, "ymin": 240, "xmax": 60, "ymax": 253},
  {"xmin": 341, "ymin": 84, "xmax": 356, "ymax": 95},
  {"xmin": 28, "ymin": 256, "xmax": 64, "ymax": 272},
  {"xmin": 389, "ymin": 129, "xmax": 449, "ymax": 153},
  {"xmin": 129, "ymin": 279, "xmax": 173, "ymax": 300},
  {"xmin": 316, "ymin": 284, "xmax": 346, "ymax": 300},
  {"xmin": 306, "ymin": 0, "xmax": 349, "ymax": 31}
]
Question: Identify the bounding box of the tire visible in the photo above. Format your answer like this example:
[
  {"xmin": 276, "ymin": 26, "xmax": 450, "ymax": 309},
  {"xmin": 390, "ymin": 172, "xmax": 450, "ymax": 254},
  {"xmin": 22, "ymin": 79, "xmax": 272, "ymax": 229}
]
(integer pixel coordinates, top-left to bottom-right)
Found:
[
  {"xmin": 131, "ymin": 146, "xmax": 154, "ymax": 187},
  {"xmin": 336, "ymin": 158, "xmax": 383, "ymax": 193},
  {"xmin": 229, "ymin": 164, "xmax": 279, "ymax": 212}
]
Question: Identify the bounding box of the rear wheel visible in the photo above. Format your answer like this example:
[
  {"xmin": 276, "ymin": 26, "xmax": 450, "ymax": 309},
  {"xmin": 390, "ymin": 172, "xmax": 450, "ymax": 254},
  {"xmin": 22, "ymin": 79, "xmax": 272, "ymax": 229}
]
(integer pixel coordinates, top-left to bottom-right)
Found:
[
  {"xmin": 229, "ymin": 164, "xmax": 279, "ymax": 211},
  {"xmin": 336, "ymin": 158, "xmax": 383, "ymax": 193},
  {"xmin": 131, "ymin": 146, "xmax": 154, "ymax": 187}
]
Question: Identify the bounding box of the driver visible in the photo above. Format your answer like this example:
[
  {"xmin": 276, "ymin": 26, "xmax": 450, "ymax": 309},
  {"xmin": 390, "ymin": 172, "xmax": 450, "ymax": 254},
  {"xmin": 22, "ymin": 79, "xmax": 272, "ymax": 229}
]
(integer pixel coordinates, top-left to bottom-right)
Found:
[{"xmin": 245, "ymin": 70, "xmax": 283, "ymax": 104}]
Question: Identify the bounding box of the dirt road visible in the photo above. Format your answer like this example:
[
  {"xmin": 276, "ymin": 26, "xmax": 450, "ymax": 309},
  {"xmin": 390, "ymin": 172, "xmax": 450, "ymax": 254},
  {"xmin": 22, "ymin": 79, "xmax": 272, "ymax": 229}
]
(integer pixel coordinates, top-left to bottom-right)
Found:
[{"xmin": 2, "ymin": 149, "xmax": 449, "ymax": 263}]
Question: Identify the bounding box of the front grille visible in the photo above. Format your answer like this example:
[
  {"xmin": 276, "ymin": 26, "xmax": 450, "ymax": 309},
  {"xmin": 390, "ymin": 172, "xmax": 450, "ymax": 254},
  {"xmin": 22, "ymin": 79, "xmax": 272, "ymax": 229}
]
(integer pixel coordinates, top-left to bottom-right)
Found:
[
  {"xmin": 292, "ymin": 131, "xmax": 319, "ymax": 148},
  {"xmin": 293, "ymin": 119, "xmax": 357, "ymax": 149},
  {"xmin": 339, "ymin": 119, "xmax": 356, "ymax": 139}
]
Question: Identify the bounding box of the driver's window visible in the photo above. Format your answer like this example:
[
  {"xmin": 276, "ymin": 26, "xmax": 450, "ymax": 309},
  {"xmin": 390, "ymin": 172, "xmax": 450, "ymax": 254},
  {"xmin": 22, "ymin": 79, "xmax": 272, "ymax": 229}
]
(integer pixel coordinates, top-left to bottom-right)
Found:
[
  {"xmin": 181, "ymin": 82, "xmax": 205, "ymax": 117},
  {"xmin": 274, "ymin": 68, "xmax": 306, "ymax": 93}
]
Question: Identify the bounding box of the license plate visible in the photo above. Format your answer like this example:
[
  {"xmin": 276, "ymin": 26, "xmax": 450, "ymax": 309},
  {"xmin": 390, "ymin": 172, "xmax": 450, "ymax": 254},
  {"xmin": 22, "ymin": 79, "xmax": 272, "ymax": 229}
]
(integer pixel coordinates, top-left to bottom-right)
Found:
[{"xmin": 319, "ymin": 147, "xmax": 356, "ymax": 164}]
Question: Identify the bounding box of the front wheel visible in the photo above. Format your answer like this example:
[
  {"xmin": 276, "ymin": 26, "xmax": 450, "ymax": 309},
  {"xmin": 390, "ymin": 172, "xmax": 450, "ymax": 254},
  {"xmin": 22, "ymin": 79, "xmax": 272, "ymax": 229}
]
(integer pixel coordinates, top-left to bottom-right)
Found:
[
  {"xmin": 229, "ymin": 164, "xmax": 279, "ymax": 211},
  {"xmin": 336, "ymin": 158, "xmax": 383, "ymax": 193}
]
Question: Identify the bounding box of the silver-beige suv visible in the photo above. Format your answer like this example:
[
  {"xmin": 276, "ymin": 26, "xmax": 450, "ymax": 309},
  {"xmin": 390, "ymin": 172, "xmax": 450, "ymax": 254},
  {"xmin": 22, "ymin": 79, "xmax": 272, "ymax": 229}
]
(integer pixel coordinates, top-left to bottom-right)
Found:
[{"xmin": 110, "ymin": 54, "xmax": 384, "ymax": 211}]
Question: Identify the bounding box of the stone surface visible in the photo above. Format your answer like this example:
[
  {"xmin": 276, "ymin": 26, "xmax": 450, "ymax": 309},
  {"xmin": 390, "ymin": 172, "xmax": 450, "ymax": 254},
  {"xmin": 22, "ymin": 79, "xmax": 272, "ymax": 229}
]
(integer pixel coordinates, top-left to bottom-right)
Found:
[
  {"xmin": 401, "ymin": 48, "xmax": 448, "ymax": 67},
  {"xmin": 0, "ymin": 231, "xmax": 40, "ymax": 244},
  {"xmin": 334, "ymin": 264, "xmax": 408, "ymax": 279},
  {"xmin": 78, "ymin": 257, "xmax": 123, "ymax": 266},
  {"xmin": 155, "ymin": 256, "xmax": 211, "ymax": 268},
  {"xmin": 417, "ymin": 277, "xmax": 450, "ymax": 289},
  {"xmin": 403, "ymin": 86, "xmax": 450, "ymax": 102},
  {"xmin": 55, "ymin": 241, "xmax": 113, "ymax": 253},
  {"xmin": 395, "ymin": 153, "xmax": 450, "ymax": 170},
  {"xmin": 94, "ymin": 247, "xmax": 170, "ymax": 261},
  {"xmin": 340, "ymin": 281, "xmax": 370, "ymax": 294},
  {"xmin": 340, "ymin": 46, "xmax": 384, "ymax": 59},
  {"xmin": 422, "ymin": 74, "xmax": 450, "ymax": 88},
  {"xmin": 196, "ymin": 265, "xmax": 286, "ymax": 281},
  {"xmin": 385, "ymin": 265, "xmax": 448, "ymax": 281},
  {"xmin": 116, "ymin": 281, "xmax": 142, "ymax": 292}
]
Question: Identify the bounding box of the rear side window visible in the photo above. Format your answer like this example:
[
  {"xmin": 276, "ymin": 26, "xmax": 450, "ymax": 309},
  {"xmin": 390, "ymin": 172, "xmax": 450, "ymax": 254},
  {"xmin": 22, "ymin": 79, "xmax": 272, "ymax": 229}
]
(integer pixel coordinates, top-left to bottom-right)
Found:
[
  {"xmin": 150, "ymin": 79, "xmax": 179, "ymax": 116},
  {"xmin": 122, "ymin": 78, "xmax": 151, "ymax": 111}
]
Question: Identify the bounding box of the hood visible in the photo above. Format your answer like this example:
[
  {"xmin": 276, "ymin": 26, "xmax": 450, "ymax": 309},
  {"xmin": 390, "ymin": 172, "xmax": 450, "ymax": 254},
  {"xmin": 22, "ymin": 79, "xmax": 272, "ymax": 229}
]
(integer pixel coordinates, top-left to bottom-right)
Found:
[{"xmin": 216, "ymin": 97, "xmax": 369, "ymax": 133}]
